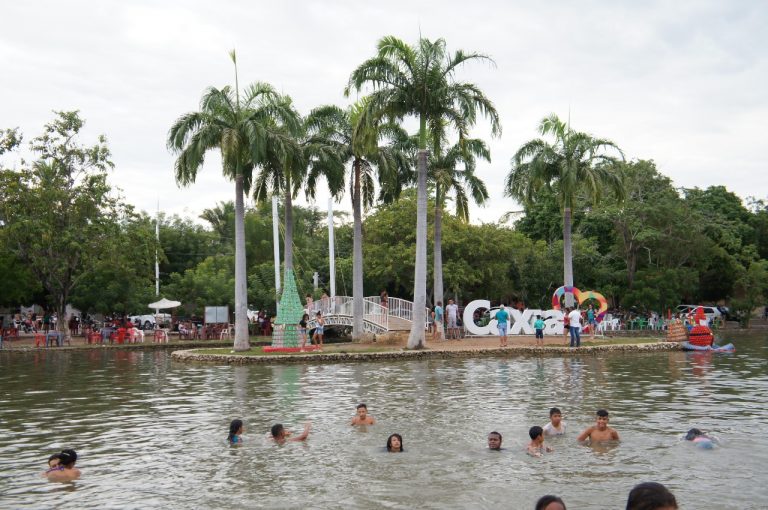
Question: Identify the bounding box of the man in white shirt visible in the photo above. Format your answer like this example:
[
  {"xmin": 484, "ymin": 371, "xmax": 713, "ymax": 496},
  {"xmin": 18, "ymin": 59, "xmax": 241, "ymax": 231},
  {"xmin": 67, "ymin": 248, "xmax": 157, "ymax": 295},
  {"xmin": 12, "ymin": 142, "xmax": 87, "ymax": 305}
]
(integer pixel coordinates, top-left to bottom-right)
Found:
[
  {"xmin": 568, "ymin": 307, "xmax": 583, "ymax": 347},
  {"xmin": 445, "ymin": 299, "xmax": 459, "ymax": 339}
]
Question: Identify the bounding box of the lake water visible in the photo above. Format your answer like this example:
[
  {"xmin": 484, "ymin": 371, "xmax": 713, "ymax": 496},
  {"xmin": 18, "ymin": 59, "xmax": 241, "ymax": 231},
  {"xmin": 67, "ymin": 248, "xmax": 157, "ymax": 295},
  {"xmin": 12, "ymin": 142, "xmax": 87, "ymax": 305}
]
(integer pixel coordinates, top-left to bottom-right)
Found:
[{"xmin": 1, "ymin": 333, "xmax": 766, "ymax": 509}]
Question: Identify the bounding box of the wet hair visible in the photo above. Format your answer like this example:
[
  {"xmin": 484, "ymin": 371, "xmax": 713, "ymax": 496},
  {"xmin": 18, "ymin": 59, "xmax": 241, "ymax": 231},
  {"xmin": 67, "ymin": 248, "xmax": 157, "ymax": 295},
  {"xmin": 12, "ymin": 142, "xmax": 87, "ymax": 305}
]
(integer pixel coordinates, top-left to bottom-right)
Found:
[
  {"xmin": 228, "ymin": 419, "xmax": 243, "ymax": 443},
  {"xmin": 47, "ymin": 453, "xmax": 61, "ymax": 467},
  {"xmin": 626, "ymin": 482, "xmax": 677, "ymax": 510},
  {"xmin": 488, "ymin": 431, "xmax": 502, "ymax": 441},
  {"xmin": 58, "ymin": 449, "xmax": 77, "ymax": 467},
  {"xmin": 536, "ymin": 495, "xmax": 566, "ymax": 510},
  {"xmin": 356, "ymin": 403, "xmax": 368, "ymax": 410},
  {"xmin": 685, "ymin": 428, "xmax": 704, "ymax": 441},
  {"xmin": 271, "ymin": 423, "xmax": 284, "ymax": 438},
  {"xmin": 596, "ymin": 409, "xmax": 609, "ymax": 418},
  {"xmin": 550, "ymin": 407, "xmax": 562, "ymax": 417},
  {"xmin": 529, "ymin": 426, "xmax": 544, "ymax": 440},
  {"xmin": 386, "ymin": 433, "xmax": 403, "ymax": 452}
]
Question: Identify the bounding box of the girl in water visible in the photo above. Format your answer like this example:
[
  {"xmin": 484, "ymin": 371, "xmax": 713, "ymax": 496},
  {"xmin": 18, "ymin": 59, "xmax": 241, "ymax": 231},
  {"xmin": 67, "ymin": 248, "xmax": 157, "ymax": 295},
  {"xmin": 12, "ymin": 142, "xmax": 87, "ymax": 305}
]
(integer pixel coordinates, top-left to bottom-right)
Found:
[
  {"xmin": 386, "ymin": 433, "xmax": 403, "ymax": 452},
  {"xmin": 228, "ymin": 419, "xmax": 244, "ymax": 444},
  {"xmin": 45, "ymin": 449, "xmax": 80, "ymax": 482}
]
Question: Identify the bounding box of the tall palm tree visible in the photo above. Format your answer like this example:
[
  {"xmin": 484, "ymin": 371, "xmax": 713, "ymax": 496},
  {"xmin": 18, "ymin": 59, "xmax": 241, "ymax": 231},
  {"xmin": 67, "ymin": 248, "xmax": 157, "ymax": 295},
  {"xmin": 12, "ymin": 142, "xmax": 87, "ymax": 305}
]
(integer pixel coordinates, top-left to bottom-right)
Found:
[
  {"xmin": 306, "ymin": 102, "xmax": 411, "ymax": 339},
  {"xmin": 347, "ymin": 36, "xmax": 500, "ymax": 349},
  {"xmin": 167, "ymin": 50, "xmax": 297, "ymax": 351},
  {"xmin": 252, "ymin": 106, "xmax": 344, "ymax": 276},
  {"xmin": 430, "ymin": 134, "xmax": 490, "ymax": 306},
  {"xmin": 505, "ymin": 113, "xmax": 625, "ymax": 306}
]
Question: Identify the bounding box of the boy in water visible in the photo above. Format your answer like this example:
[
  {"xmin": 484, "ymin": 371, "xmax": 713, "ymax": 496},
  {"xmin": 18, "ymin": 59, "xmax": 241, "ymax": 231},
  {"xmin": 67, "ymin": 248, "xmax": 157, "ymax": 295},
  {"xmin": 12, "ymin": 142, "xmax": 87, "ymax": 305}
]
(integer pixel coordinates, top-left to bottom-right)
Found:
[
  {"xmin": 350, "ymin": 403, "xmax": 376, "ymax": 425},
  {"xmin": 270, "ymin": 422, "xmax": 311, "ymax": 445},
  {"xmin": 534, "ymin": 315, "xmax": 545, "ymax": 345},
  {"xmin": 527, "ymin": 426, "xmax": 553, "ymax": 457},
  {"xmin": 577, "ymin": 409, "xmax": 620, "ymax": 443},
  {"xmin": 487, "ymin": 431, "xmax": 503, "ymax": 450},
  {"xmin": 543, "ymin": 407, "xmax": 566, "ymax": 436}
]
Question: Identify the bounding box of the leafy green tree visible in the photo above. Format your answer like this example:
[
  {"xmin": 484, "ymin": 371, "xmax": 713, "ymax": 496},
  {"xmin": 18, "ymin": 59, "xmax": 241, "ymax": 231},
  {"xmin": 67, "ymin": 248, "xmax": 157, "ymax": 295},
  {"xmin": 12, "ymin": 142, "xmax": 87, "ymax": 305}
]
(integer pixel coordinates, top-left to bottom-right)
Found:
[
  {"xmin": 731, "ymin": 260, "xmax": 768, "ymax": 327},
  {"xmin": 167, "ymin": 51, "xmax": 297, "ymax": 351},
  {"xmin": 505, "ymin": 114, "xmax": 624, "ymax": 306},
  {"xmin": 304, "ymin": 101, "xmax": 410, "ymax": 338},
  {"xmin": 0, "ymin": 111, "xmax": 152, "ymax": 334},
  {"xmin": 347, "ymin": 35, "xmax": 500, "ymax": 348}
]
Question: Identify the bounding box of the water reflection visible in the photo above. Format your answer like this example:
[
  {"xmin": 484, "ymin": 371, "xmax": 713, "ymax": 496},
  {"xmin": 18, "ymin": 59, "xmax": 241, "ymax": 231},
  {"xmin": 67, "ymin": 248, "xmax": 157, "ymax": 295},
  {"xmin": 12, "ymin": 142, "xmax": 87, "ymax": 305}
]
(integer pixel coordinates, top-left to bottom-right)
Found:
[{"xmin": 1, "ymin": 334, "xmax": 767, "ymax": 509}]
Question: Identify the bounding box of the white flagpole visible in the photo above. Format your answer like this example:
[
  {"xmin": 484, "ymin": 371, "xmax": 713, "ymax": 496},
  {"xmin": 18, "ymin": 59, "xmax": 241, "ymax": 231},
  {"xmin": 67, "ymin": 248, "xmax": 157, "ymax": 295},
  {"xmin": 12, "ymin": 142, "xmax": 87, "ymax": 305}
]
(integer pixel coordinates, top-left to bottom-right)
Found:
[
  {"xmin": 272, "ymin": 196, "xmax": 281, "ymax": 296},
  {"xmin": 328, "ymin": 198, "xmax": 336, "ymax": 302}
]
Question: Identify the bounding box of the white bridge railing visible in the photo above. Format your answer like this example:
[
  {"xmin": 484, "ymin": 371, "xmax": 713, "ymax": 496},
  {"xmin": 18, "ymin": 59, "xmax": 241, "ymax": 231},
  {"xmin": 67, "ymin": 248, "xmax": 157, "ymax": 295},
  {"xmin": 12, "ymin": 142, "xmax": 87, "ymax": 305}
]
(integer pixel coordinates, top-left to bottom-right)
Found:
[{"xmin": 305, "ymin": 296, "xmax": 389, "ymax": 334}]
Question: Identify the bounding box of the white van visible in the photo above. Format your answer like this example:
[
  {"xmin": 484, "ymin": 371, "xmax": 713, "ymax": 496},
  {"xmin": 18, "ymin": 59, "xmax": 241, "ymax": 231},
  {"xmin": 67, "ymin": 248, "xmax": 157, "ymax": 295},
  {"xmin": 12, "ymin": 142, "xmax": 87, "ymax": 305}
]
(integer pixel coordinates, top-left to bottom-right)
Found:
[{"xmin": 675, "ymin": 305, "xmax": 722, "ymax": 322}]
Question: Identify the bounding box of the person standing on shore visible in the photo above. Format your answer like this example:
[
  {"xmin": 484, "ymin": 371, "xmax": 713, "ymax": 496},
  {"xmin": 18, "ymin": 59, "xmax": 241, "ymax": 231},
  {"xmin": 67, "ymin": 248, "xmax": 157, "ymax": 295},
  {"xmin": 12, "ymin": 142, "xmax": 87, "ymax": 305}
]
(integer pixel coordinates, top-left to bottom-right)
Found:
[{"xmin": 568, "ymin": 306, "xmax": 582, "ymax": 348}]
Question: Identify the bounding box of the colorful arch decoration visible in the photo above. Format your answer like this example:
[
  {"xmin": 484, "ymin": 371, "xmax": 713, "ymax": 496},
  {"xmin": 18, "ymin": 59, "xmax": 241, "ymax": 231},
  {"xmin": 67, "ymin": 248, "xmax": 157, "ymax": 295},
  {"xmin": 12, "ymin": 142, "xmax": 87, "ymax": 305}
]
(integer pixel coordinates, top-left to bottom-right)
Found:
[{"xmin": 551, "ymin": 286, "xmax": 609, "ymax": 323}]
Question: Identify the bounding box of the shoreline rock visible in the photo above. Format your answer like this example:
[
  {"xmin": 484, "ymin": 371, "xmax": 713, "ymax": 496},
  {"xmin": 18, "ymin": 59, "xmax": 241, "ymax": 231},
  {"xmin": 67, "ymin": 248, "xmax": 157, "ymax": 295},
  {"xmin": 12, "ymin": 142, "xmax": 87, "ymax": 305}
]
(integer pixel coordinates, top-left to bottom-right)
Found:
[{"xmin": 171, "ymin": 342, "xmax": 682, "ymax": 365}]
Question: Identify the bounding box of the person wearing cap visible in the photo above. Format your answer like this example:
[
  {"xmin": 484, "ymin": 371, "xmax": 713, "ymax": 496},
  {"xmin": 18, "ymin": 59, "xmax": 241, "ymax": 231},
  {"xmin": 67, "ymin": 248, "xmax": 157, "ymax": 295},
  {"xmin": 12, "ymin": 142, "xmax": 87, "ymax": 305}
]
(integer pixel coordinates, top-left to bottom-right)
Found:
[{"xmin": 45, "ymin": 449, "xmax": 81, "ymax": 482}]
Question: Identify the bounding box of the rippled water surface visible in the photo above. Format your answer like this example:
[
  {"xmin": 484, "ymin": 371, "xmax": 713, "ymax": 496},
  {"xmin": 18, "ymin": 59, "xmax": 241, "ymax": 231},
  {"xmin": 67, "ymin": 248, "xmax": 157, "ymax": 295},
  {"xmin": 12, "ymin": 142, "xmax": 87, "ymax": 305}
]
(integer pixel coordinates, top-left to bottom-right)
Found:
[{"xmin": 1, "ymin": 334, "xmax": 767, "ymax": 509}]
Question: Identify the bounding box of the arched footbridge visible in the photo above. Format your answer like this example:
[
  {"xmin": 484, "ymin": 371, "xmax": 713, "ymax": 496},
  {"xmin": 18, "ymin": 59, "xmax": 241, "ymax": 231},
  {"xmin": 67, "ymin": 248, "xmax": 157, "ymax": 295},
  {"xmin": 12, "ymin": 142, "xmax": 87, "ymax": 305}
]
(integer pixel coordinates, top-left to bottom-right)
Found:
[{"xmin": 305, "ymin": 296, "xmax": 428, "ymax": 334}]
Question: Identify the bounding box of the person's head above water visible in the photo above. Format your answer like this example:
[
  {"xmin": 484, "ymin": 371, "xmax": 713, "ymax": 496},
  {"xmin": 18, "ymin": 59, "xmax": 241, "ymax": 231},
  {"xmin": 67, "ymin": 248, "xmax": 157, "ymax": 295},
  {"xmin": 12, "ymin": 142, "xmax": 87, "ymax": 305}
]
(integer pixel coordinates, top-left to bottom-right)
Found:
[
  {"xmin": 529, "ymin": 426, "xmax": 544, "ymax": 441},
  {"xmin": 595, "ymin": 409, "xmax": 610, "ymax": 428},
  {"xmin": 228, "ymin": 419, "xmax": 243, "ymax": 442},
  {"xmin": 47, "ymin": 453, "xmax": 61, "ymax": 468},
  {"xmin": 271, "ymin": 423, "xmax": 285, "ymax": 439},
  {"xmin": 356, "ymin": 403, "xmax": 368, "ymax": 417},
  {"xmin": 536, "ymin": 495, "xmax": 567, "ymax": 510},
  {"xmin": 487, "ymin": 431, "xmax": 502, "ymax": 450},
  {"xmin": 58, "ymin": 449, "xmax": 77, "ymax": 468},
  {"xmin": 626, "ymin": 482, "xmax": 677, "ymax": 510},
  {"xmin": 685, "ymin": 428, "xmax": 704, "ymax": 441},
  {"xmin": 386, "ymin": 433, "xmax": 403, "ymax": 452}
]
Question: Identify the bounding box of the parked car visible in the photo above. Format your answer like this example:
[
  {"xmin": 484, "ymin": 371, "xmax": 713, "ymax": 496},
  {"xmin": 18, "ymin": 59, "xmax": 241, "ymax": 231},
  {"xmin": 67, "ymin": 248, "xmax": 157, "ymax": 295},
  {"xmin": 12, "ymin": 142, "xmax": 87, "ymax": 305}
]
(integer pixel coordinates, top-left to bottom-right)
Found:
[
  {"xmin": 128, "ymin": 313, "xmax": 171, "ymax": 330},
  {"xmin": 675, "ymin": 305, "xmax": 722, "ymax": 321}
]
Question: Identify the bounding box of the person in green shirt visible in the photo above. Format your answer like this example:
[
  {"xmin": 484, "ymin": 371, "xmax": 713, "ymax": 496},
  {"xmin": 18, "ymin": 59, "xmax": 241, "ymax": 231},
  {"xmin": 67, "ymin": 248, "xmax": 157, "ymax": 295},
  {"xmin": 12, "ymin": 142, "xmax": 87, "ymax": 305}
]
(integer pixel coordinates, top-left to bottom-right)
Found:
[
  {"xmin": 534, "ymin": 316, "xmax": 545, "ymax": 345},
  {"xmin": 494, "ymin": 304, "xmax": 510, "ymax": 347}
]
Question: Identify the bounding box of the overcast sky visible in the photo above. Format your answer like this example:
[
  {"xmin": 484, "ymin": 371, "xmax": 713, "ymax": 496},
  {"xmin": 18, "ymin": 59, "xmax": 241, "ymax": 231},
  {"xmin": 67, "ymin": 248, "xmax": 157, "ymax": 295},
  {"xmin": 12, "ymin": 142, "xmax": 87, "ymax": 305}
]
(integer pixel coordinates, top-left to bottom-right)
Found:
[{"xmin": 2, "ymin": 1, "xmax": 766, "ymax": 226}]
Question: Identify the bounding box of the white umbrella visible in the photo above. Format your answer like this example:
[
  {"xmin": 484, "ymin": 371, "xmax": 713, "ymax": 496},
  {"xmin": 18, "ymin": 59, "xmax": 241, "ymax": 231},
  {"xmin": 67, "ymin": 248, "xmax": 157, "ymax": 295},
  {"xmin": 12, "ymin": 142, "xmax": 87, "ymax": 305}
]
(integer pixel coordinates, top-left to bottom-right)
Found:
[{"xmin": 148, "ymin": 298, "xmax": 181, "ymax": 310}]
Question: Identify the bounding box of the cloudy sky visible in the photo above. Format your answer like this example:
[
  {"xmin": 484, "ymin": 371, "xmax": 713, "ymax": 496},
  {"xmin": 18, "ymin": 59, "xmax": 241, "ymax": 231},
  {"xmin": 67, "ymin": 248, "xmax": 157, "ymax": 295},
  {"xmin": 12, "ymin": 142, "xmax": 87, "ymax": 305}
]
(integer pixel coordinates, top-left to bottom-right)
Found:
[{"xmin": 2, "ymin": 1, "xmax": 766, "ymax": 225}]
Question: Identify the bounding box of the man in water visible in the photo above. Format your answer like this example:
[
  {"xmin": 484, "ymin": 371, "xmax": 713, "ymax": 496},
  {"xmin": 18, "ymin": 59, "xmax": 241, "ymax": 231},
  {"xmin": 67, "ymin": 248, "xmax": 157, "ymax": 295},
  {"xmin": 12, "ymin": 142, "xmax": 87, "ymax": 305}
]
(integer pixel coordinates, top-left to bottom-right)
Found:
[
  {"xmin": 350, "ymin": 403, "xmax": 376, "ymax": 425},
  {"xmin": 487, "ymin": 431, "xmax": 503, "ymax": 450},
  {"xmin": 270, "ymin": 422, "xmax": 311, "ymax": 444},
  {"xmin": 45, "ymin": 449, "xmax": 81, "ymax": 482},
  {"xmin": 577, "ymin": 409, "xmax": 620, "ymax": 443}
]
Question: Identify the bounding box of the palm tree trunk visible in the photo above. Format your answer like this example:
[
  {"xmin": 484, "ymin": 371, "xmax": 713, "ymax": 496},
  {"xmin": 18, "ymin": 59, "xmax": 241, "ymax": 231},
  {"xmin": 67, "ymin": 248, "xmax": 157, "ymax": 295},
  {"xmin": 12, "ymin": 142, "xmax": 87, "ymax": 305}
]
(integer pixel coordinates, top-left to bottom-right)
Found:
[
  {"xmin": 284, "ymin": 177, "xmax": 294, "ymax": 271},
  {"xmin": 352, "ymin": 159, "xmax": 364, "ymax": 339},
  {"xmin": 408, "ymin": 119, "xmax": 429, "ymax": 349},
  {"xmin": 433, "ymin": 190, "xmax": 444, "ymax": 308},
  {"xmin": 563, "ymin": 206, "xmax": 575, "ymax": 307},
  {"xmin": 233, "ymin": 174, "xmax": 250, "ymax": 351}
]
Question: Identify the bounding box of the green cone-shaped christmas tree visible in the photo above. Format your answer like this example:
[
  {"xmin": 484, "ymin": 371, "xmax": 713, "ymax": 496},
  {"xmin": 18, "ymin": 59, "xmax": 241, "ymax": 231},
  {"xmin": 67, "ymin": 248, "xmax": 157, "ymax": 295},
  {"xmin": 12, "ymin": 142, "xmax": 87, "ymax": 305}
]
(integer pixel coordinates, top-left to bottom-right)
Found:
[{"xmin": 271, "ymin": 269, "xmax": 305, "ymax": 348}]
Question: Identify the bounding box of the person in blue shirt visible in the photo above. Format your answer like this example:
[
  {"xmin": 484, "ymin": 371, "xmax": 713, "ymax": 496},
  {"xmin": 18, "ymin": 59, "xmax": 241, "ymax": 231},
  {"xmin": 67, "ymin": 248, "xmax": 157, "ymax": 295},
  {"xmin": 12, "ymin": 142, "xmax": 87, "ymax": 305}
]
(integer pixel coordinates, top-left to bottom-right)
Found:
[
  {"xmin": 534, "ymin": 315, "xmax": 545, "ymax": 345},
  {"xmin": 494, "ymin": 304, "xmax": 510, "ymax": 347},
  {"xmin": 433, "ymin": 301, "xmax": 444, "ymax": 342},
  {"xmin": 228, "ymin": 419, "xmax": 244, "ymax": 444}
]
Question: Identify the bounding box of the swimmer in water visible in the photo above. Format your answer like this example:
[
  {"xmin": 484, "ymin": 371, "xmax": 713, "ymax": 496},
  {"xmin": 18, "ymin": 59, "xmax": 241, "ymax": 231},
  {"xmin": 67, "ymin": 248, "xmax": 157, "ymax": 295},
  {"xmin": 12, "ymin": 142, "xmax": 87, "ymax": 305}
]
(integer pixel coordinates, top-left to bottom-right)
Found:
[
  {"xmin": 685, "ymin": 428, "xmax": 717, "ymax": 449},
  {"xmin": 386, "ymin": 433, "xmax": 403, "ymax": 452},
  {"xmin": 228, "ymin": 419, "xmax": 244, "ymax": 444},
  {"xmin": 45, "ymin": 449, "xmax": 80, "ymax": 482},
  {"xmin": 527, "ymin": 426, "xmax": 553, "ymax": 457},
  {"xmin": 41, "ymin": 454, "xmax": 61, "ymax": 477},
  {"xmin": 577, "ymin": 409, "xmax": 620, "ymax": 443},
  {"xmin": 271, "ymin": 422, "xmax": 311, "ymax": 445},
  {"xmin": 487, "ymin": 431, "xmax": 503, "ymax": 451},
  {"xmin": 350, "ymin": 403, "xmax": 376, "ymax": 426}
]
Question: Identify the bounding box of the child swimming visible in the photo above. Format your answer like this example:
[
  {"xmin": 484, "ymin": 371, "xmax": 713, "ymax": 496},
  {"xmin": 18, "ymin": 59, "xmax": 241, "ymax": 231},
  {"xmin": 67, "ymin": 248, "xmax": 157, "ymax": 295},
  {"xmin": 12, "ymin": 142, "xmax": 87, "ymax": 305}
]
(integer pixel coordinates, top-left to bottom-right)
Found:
[
  {"xmin": 386, "ymin": 433, "xmax": 403, "ymax": 452},
  {"xmin": 45, "ymin": 449, "xmax": 80, "ymax": 482},
  {"xmin": 527, "ymin": 426, "xmax": 553, "ymax": 457},
  {"xmin": 543, "ymin": 407, "xmax": 566, "ymax": 436},
  {"xmin": 685, "ymin": 428, "xmax": 717, "ymax": 449},
  {"xmin": 228, "ymin": 419, "xmax": 244, "ymax": 444}
]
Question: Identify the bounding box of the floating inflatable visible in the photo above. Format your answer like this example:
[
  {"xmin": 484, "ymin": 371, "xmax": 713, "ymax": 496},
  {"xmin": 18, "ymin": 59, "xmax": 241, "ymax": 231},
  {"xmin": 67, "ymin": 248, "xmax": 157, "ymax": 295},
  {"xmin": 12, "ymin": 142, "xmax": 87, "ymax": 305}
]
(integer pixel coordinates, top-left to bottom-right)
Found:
[{"xmin": 681, "ymin": 342, "xmax": 735, "ymax": 352}]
